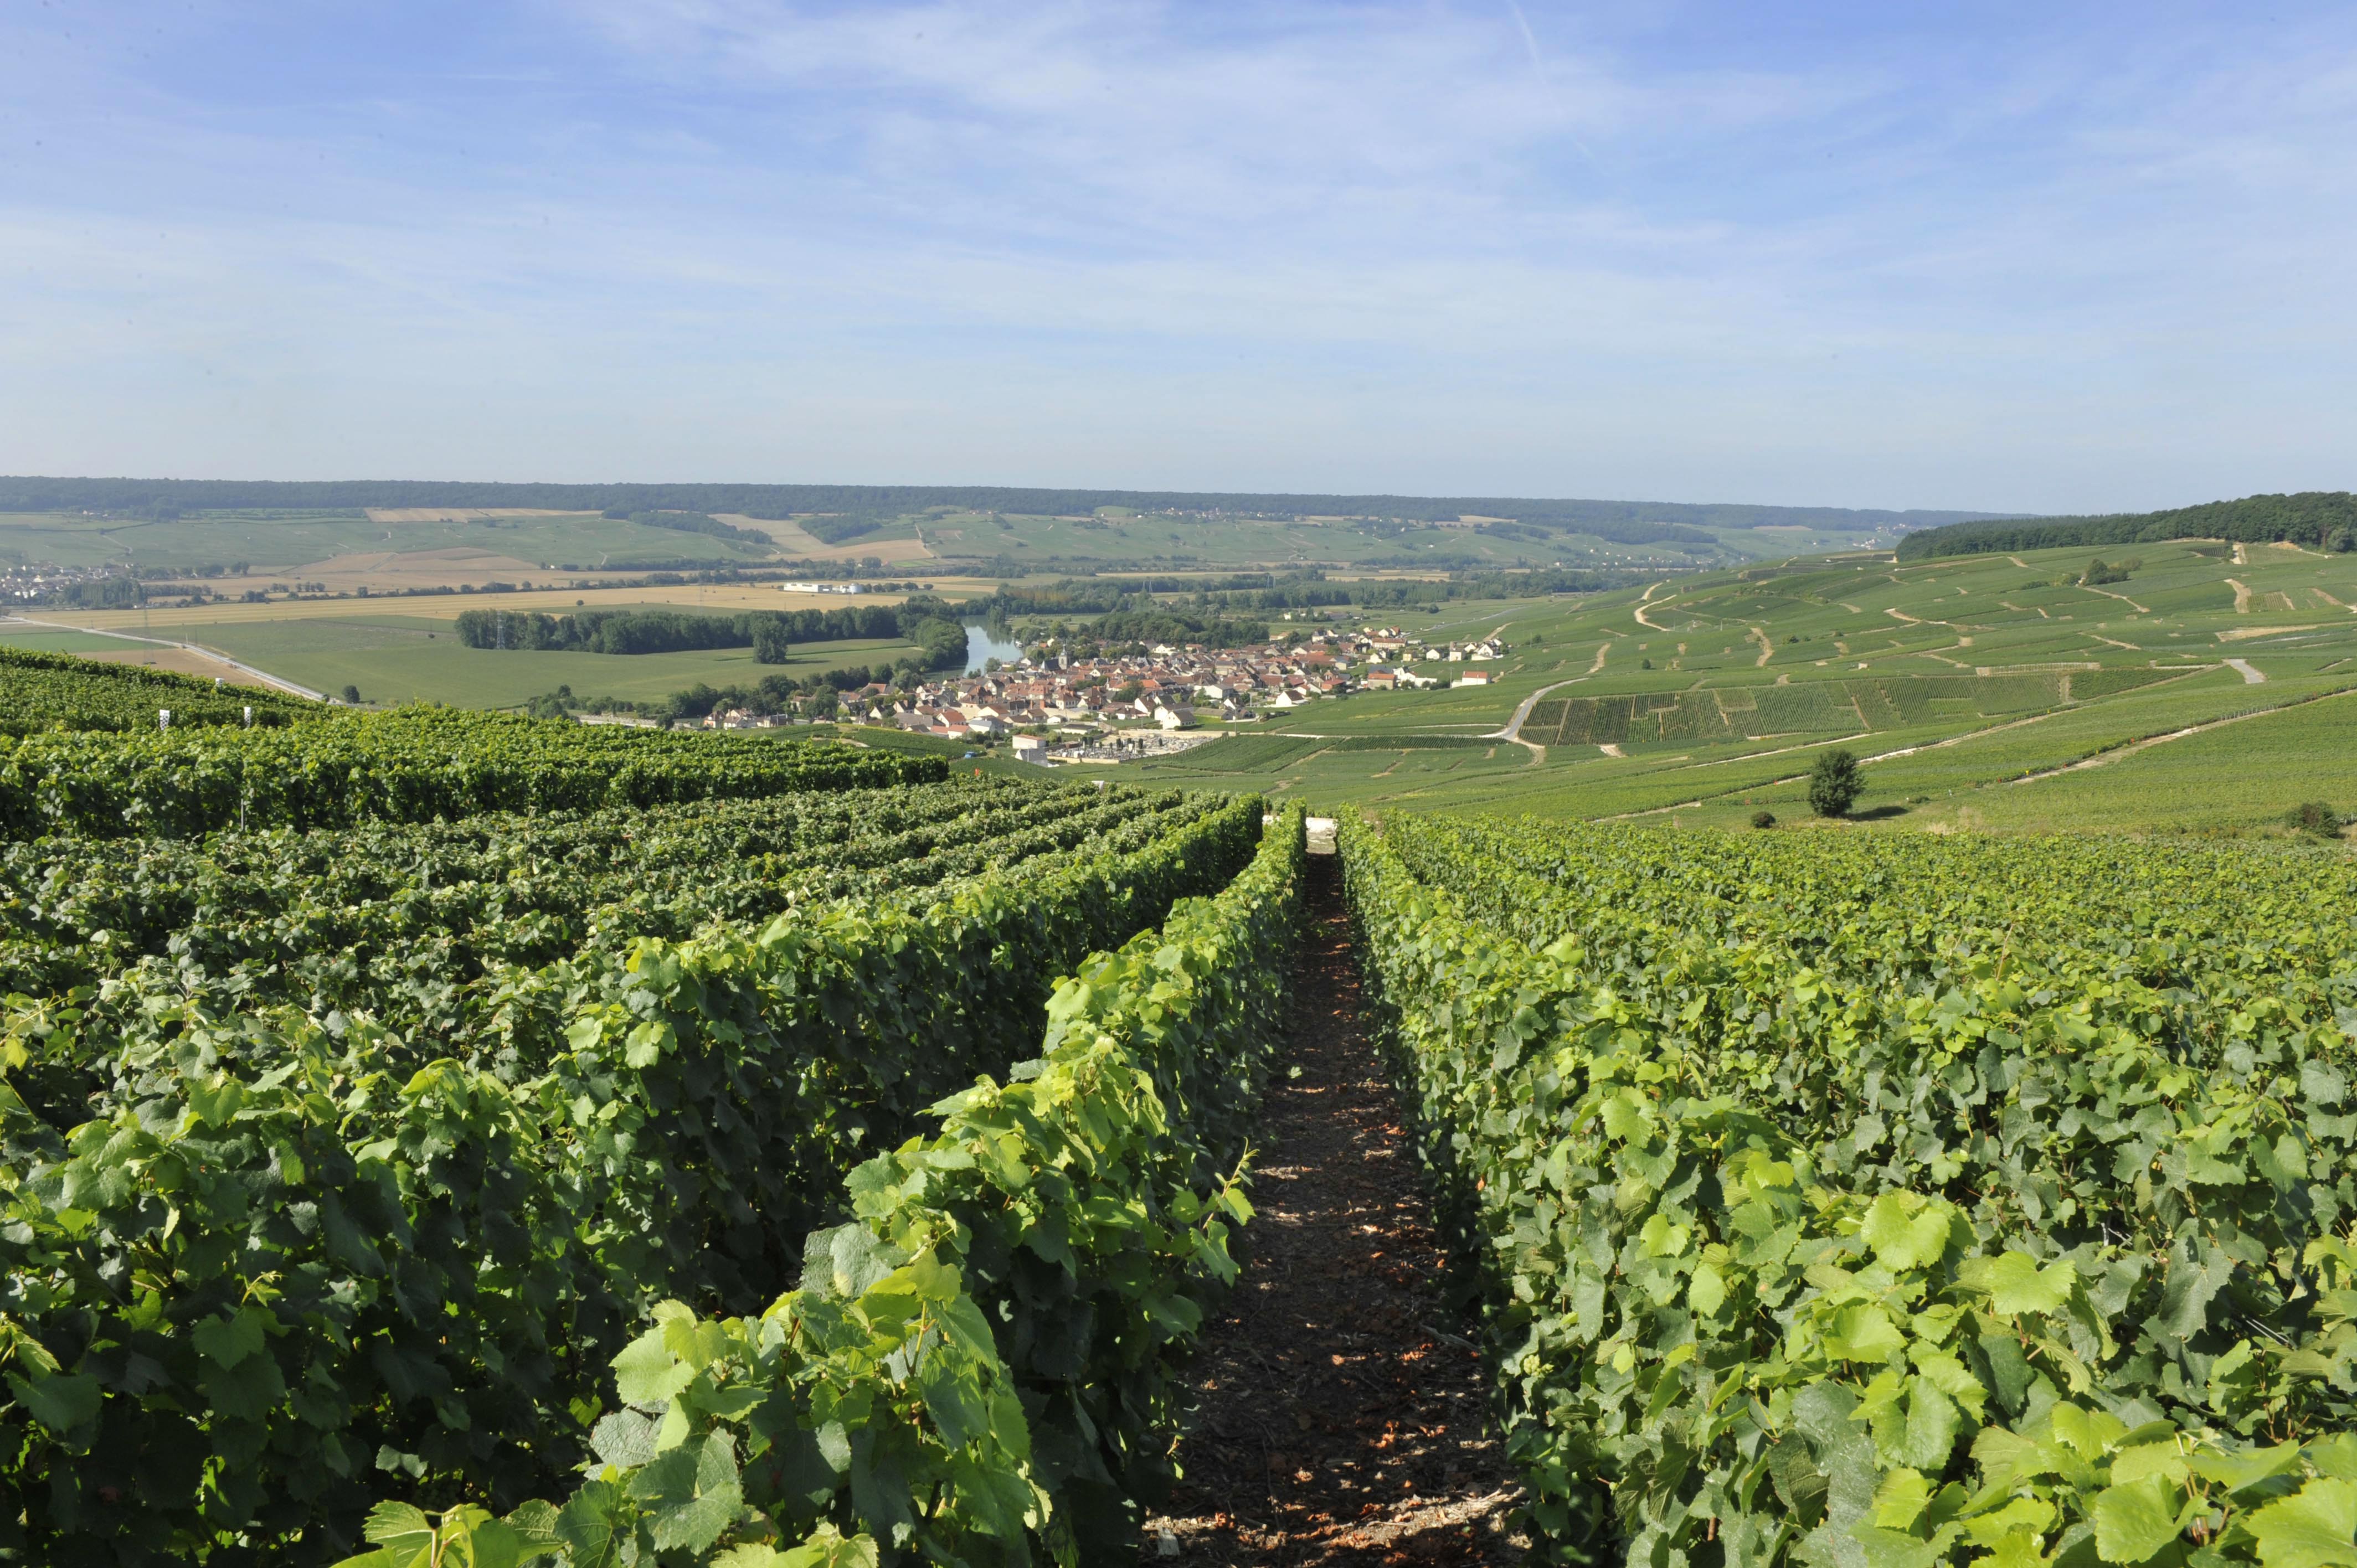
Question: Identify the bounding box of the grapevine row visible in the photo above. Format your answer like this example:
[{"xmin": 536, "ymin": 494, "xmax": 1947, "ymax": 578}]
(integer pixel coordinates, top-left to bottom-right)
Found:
[
  {"xmin": 0, "ymin": 778, "xmax": 1194, "ymax": 1008},
  {"xmin": 8, "ymin": 786, "xmax": 1223, "ymax": 1143},
  {"xmin": 1341, "ymin": 813, "xmax": 2357, "ymax": 1568},
  {"xmin": 1402, "ymin": 813, "xmax": 2357, "ymax": 1006},
  {"xmin": 0, "ymin": 796, "xmax": 1268, "ymax": 1562},
  {"xmin": 338, "ymin": 807, "xmax": 1309, "ymax": 1568},
  {"xmin": 0, "ymin": 709, "xmax": 944, "ymax": 840},
  {"xmin": 0, "ymin": 646, "xmax": 317, "ymax": 737}
]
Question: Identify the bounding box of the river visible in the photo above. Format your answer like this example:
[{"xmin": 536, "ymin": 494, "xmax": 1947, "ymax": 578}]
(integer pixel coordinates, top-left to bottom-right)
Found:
[{"xmin": 962, "ymin": 623, "xmax": 1023, "ymax": 674}]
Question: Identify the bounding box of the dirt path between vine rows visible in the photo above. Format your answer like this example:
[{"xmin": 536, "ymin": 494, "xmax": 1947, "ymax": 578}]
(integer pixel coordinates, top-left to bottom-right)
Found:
[{"xmin": 1143, "ymin": 855, "xmax": 1528, "ymax": 1566}]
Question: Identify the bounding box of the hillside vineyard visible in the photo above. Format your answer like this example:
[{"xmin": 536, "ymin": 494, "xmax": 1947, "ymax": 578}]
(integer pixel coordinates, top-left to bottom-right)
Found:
[
  {"xmin": 0, "ymin": 647, "xmax": 319, "ymax": 737},
  {"xmin": 5, "ymin": 645, "xmax": 2357, "ymax": 1567},
  {"xmin": 0, "ymin": 653, "xmax": 1310, "ymax": 1562}
]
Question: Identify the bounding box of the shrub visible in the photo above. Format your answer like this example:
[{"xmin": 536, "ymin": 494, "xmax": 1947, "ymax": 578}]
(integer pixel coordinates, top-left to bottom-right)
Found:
[
  {"xmin": 1808, "ymin": 748, "xmax": 1863, "ymax": 817},
  {"xmin": 1751, "ymin": 809, "xmax": 1776, "ymax": 829},
  {"xmin": 2286, "ymin": 801, "xmax": 2345, "ymax": 838}
]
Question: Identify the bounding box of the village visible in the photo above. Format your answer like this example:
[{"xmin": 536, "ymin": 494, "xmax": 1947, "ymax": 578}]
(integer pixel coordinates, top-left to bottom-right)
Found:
[
  {"xmin": 706, "ymin": 623, "xmax": 1512, "ymax": 759},
  {"xmin": 896, "ymin": 622, "xmax": 1510, "ymax": 762}
]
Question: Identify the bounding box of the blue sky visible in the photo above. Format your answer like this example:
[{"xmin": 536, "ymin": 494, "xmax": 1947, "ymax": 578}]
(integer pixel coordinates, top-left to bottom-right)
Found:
[{"xmin": 3, "ymin": 1, "xmax": 2353, "ymax": 513}]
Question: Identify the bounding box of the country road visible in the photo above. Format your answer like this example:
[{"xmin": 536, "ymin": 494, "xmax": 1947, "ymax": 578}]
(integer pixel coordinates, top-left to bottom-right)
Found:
[
  {"xmin": 1632, "ymin": 580, "xmax": 1670, "ymax": 630},
  {"xmin": 1491, "ymin": 677, "xmax": 1585, "ymax": 741},
  {"xmin": 2, "ymin": 616, "xmax": 326, "ymax": 700}
]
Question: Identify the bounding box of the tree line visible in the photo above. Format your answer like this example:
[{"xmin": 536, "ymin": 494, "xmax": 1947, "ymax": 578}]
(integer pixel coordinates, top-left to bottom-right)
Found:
[
  {"xmin": 0, "ymin": 475, "xmax": 2005, "ymax": 533},
  {"xmin": 527, "ymin": 663, "xmax": 893, "ymax": 724},
  {"xmin": 1897, "ymin": 491, "xmax": 2357, "ymax": 561},
  {"xmin": 1059, "ymin": 608, "xmax": 1268, "ymax": 651},
  {"xmin": 452, "ymin": 600, "xmax": 969, "ymax": 668}
]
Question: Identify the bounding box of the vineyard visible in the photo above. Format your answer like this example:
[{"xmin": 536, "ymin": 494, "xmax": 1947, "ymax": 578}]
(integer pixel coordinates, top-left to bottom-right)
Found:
[
  {"xmin": 0, "ymin": 646, "xmax": 317, "ymax": 737},
  {"xmin": 0, "ymin": 659, "xmax": 1311, "ymax": 1564},
  {"xmin": 7, "ymin": 640, "xmax": 2357, "ymax": 1567},
  {"xmin": 0, "ymin": 708, "xmax": 944, "ymax": 839},
  {"xmin": 1344, "ymin": 813, "xmax": 2357, "ymax": 1568}
]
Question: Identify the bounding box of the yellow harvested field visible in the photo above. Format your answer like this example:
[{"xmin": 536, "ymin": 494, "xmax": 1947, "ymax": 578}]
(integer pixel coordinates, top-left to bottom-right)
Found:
[
  {"xmin": 29, "ymin": 578, "xmax": 1004, "ymax": 632},
  {"xmin": 74, "ymin": 644, "xmax": 280, "ymax": 687}
]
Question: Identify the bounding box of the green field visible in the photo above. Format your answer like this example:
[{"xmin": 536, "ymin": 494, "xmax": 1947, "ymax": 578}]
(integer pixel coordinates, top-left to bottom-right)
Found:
[
  {"xmin": 1123, "ymin": 539, "xmax": 2357, "ymax": 834},
  {"xmin": 112, "ymin": 613, "xmax": 918, "ymax": 708},
  {"xmin": 0, "ymin": 626, "xmax": 162, "ymax": 657},
  {"xmin": 0, "ymin": 509, "xmax": 779, "ymax": 572},
  {"xmin": 908, "ymin": 506, "xmax": 1889, "ymax": 571},
  {"xmin": 19, "ymin": 523, "xmax": 2355, "ymax": 835},
  {"xmin": 1932, "ymin": 683, "xmax": 2357, "ymax": 832},
  {"xmin": 0, "ymin": 499, "xmax": 1907, "ymax": 578}
]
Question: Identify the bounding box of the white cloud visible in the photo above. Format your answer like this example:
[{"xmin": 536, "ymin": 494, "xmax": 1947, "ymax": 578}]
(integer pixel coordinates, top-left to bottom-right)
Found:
[{"xmin": 0, "ymin": 1, "xmax": 2354, "ymax": 509}]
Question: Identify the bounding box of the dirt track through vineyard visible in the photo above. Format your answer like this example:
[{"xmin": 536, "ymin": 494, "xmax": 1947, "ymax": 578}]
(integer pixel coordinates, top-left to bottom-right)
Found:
[{"xmin": 1143, "ymin": 855, "xmax": 1527, "ymax": 1565}]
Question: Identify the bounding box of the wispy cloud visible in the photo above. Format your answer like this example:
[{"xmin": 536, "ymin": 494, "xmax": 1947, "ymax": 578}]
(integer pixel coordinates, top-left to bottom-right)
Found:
[{"xmin": 0, "ymin": 1, "xmax": 2353, "ymax": 508}]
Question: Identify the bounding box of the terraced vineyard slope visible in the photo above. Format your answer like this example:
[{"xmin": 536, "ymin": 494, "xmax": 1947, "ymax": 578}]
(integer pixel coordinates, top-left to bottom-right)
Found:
[{"xmin": 1129, "ymin": 538, "xmax": 2357, "ymax": 832}]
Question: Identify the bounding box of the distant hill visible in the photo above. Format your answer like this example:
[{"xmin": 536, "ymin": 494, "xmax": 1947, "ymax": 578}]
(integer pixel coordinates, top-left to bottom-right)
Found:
[
  {"xmin": 1898, "ymin": 491, "xmax": 2357, "ymax": 561},
  {"xmin": 0, "ymin": 476, "xmax": 2006, "ymax": 548}
]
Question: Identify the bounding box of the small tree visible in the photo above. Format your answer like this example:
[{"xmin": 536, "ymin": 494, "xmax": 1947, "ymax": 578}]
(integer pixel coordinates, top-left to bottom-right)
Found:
[
  {"xmin": 1751, "ymin": 809, "xmax": 1777, "ymax": 829},
  {"xmin": 2287, "ymin": 802, "xmax": 2345, "ymax": 839},
  {"xmin": 339, "ymin": 684, "xmax": 362, "ymax": 705},
  {"xmin": 750, "ymin": 621, "xmax": 792, "ymax": 664},
  {"xmin": 1809, "ymin": 749, "xmax": 1864, "ymax": 818}
]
